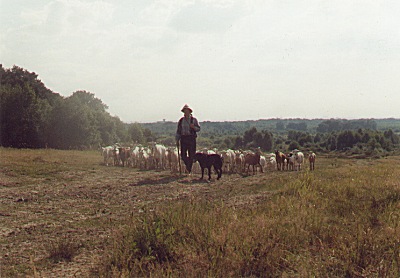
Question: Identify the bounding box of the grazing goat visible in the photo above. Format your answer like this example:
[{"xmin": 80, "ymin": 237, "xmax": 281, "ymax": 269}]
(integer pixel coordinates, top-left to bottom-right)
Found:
[
  {"xmin": 139, "ymin": 147, "xmax": 151, "ymax": 170},
  {"xmin": 118, "ymin": 147, "xmax": 131, "ymax": 167},
  {"xmin": 275, "ymin": 150, "xmax": 286, "ymax": 171},
  {"xmin": 309, "ymin": 152, "xmax": 316, "ymax": 171},
  {"xmin": 244, "ymin": 149, "xmax": 262, "ymax": 174},
  {"xmin": 234, "ymin": 151, "xmax": 245, "ymax": 173},
  {"xmin": 220, "ymin": 149, "xmax": 235, "ymax": 173},
  {"xmin": 202, "ymin": 148, "xmax": 217, "ymax": 154},
  {"xmin": 149, "ymin": 142, "xmax": 167, "ymax": 170},
  {"xmin": 113, "ymin": 147, "xmax": 120, "ymax": 166},
  {"xmin": 130, "ymin": 145, "xmax": 142, "ymax": 168},
  {"xmin": 294, "ymin": 151, "xmax": 304, "ymax": 171},
  {"xmin": 193, "ymin": 152, "xmax": 223, "ymax": 180},
  {"xmin": 102, "ymin": 146, "xmax": 114, "ymax": 166},
  {"xmin": 259, "ymin": 155, "xmax": 266, "ymax": 173},
  {"xmin": 166, "ymin": 147, "xmax": 179, "ymax": 173},
  {"xmin": 287, "ymin": 152, "xmax": 295, "ymax": 171},
  {"xmin": 268, "ymin": 156, "xmax": 277, "ymax": 170}
]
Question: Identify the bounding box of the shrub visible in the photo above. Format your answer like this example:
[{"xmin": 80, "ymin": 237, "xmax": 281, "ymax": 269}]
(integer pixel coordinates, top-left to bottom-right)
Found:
[{"xmin": 46, "ymin": 237, "xmax": 80, "ymax": 263}]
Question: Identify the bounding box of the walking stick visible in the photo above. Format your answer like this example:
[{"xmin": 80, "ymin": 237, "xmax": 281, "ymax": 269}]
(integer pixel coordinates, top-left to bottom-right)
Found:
[{"xmin": 177, "ymin": 140, "xmax": 182, "ymax": 175}]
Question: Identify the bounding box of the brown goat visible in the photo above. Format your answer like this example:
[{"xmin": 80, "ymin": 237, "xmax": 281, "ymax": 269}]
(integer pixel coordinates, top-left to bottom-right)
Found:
[
  {"xmin": 275, "ymin": 150, "xmax": 286, "ymax": 171},
  {"xmin": 244, "ymin": 149, "xmax": 262, "ymax": 174},
  {"xmin": 118, "ymin": 147, "xmax": 131, "ymax": 167}
]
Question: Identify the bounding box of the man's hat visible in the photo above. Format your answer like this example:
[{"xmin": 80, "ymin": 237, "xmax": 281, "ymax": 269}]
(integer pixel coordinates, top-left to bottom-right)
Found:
[{"xmin": 181, "ymin": 104, "xmax": 193, "ymax": 113}]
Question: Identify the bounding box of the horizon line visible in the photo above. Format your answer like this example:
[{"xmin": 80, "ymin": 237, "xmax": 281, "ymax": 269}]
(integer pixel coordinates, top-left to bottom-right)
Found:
[{"xmin": 132, "ymin": 117, "xmax": 400, "ymax": 124}]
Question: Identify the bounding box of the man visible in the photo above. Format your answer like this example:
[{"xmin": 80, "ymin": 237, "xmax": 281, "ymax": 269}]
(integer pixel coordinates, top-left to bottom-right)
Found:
[{"xmin": 176, "ymin": 104, "xmax": 201, "ymax": 174}]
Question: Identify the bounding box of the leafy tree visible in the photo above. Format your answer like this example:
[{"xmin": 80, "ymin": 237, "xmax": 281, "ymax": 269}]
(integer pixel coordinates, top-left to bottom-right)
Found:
[
  {"xmin": 243, "ymin": 127, "xmax": 257, "ymax": 144},
  {"xmin": 250, "ymin": 131, "xmax": 263, "ymax": 148},
  {"xmin": 234, "ymin": 136, "xmax": 244, "ymax": 149},
  {"xmin": 337, "ymin": 130, "xmax": 357, "ymax": 150},
  {"xmin": 261, "ymin": 131, "xmax": 274, "ymax": 151},
  {"xmin": 113, "ymin": 117, "xmax": 129, "ymax": 143},
  {"xmin": 48, "ymin": 96, "xmax": 91, "ymax": 148},
  {"xmin": 298, "ymin": 134, "xmax": 312, "ymax": 147},
  {"xmin": 1, "ymin": 65, "xmax": 61, "ymax": 105},
  {"xmin": 326, "ymin": 133, "xmax": 337, "ymax": 151},
  {"xmin": 289, "ymin": 141, "xmax": 300, "ymax": 151},
  {"xmin": 0, "ymin": 84, "xmax": 51, "ymax": 148},
  {"xmin": 48, "ymin": 91, "xmax": 117, "ymax": 149},
  {"xmin": 224, "ymin": 137, "xmax": 233, "ymax": 149},
  {"xmin": 368, "ymin": 138, "xmax": 380, "ymax": 150},
  {"xmin": 143, "ymin": 128, "xmax": 155, "ymax": 142},
  {"xmin": 239, "ymin": 127, "xmax": 274, "ymax": 151},
  {"xmin": 0, "ymin": 65, "xmax": 60, "ymax": 148},
  {"xmin": 384, "ymin": 129, "xmax": 399, "ymax": 145},
  {"xmin": 68, "ymin": 90, "xmax": 108, "ymax": 112},
  {"xmin": 129, "ymin": 123, "xmax": 145, "ymax": 144},
  {"xmin": 288, "ymin": 130, "xmax": 312, "ymax": 147},
  {"xmin": 97, "ymin": 112, "xmax": 118, "ymax": 145},
  {"xmin": 361, "ymin": 132, "xmax": 371, "ymax": 143}
]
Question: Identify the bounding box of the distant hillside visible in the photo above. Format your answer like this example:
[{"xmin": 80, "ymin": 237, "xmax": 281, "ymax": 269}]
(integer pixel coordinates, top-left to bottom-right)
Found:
[{"xmin": 142, "ymin": 118, "xmax": 400, "ymax": 137}]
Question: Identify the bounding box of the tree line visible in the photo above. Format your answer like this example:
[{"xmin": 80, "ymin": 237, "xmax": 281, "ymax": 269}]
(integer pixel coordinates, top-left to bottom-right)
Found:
[
  {"xmin": 148, "ymin": 123, "xmax": 399, "ymax": 158},
  {"xmin": 145, "ymin": 119, "xmax": 400, "ymax": 156},
  {"xmin": 201, "ymin": 126, "xmax": 399, "ymax": 156},
  {"xmin": 0, "ymin": 65, "xmax": 154, "ymax": 149},
  {"xmin": 1, "ymin": 65, "xmax": 399, "ymax": 157},
  {"xmin": 143, "ymin": 118, "xmax": 400, "ymax": 137}
]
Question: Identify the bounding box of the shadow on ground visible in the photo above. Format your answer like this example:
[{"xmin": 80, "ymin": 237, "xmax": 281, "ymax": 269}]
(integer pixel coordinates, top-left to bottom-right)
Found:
[{"xmin": 131, "ymin": 174, "xmax": 187, "ymax": 186}]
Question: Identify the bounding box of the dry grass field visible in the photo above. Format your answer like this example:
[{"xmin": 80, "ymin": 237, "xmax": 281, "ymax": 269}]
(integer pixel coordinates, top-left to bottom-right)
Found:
[{"xmin": 0, "ymin": 148, "xmax": 399, "ymax": 277}]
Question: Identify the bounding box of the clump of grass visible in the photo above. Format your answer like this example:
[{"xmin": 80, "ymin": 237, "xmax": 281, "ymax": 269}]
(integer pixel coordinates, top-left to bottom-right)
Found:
[
  {"xmin": 95, "ymin": 212, "xmax": 176, "ymax": 276},
  {"xmin": 46, "ymin": 237, "xmax": 80, "ymax": 263},
  {"xmin": 95, "ymin": 200, "xmax": 309, "ymax": 276}
]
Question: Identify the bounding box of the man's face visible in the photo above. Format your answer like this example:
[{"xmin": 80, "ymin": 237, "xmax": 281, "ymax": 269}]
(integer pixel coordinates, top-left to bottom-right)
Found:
[{"xmin": 183, "ymin": 109, "xmax": 191, "ymax": 116}]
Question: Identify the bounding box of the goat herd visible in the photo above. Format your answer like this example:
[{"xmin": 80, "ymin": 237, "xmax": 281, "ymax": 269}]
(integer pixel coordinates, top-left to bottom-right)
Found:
[{"xmin": 101, "ymin": 143, "xmax": 316, "ymax": 180}]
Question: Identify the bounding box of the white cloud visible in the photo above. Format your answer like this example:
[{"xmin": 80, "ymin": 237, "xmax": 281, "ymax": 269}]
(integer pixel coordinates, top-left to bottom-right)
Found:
[
  {"xmin": 169, "ymin": 1, "xmax": 247, "ymax": 33},
  {"xmin": 1, "ymin": 0, "xmax": 400, "ymax": 122}
]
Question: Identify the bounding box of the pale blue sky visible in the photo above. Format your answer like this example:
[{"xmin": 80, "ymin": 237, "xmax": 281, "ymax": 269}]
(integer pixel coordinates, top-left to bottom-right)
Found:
[{"xmin": 1, "ymin": 0, "xmax": 399, "ymax": 122}]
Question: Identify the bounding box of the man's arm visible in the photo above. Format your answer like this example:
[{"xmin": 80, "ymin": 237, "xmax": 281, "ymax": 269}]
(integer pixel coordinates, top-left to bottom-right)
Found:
[{"xmin": 191, "ymin": 117, "xmax": 200, "ymax": 132}]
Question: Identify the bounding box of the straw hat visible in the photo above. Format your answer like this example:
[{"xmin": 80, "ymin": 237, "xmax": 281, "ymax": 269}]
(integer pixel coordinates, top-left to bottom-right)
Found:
[{"xmin": 181, "ymin": 104, "xmax": 193, "ymax": 113}]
